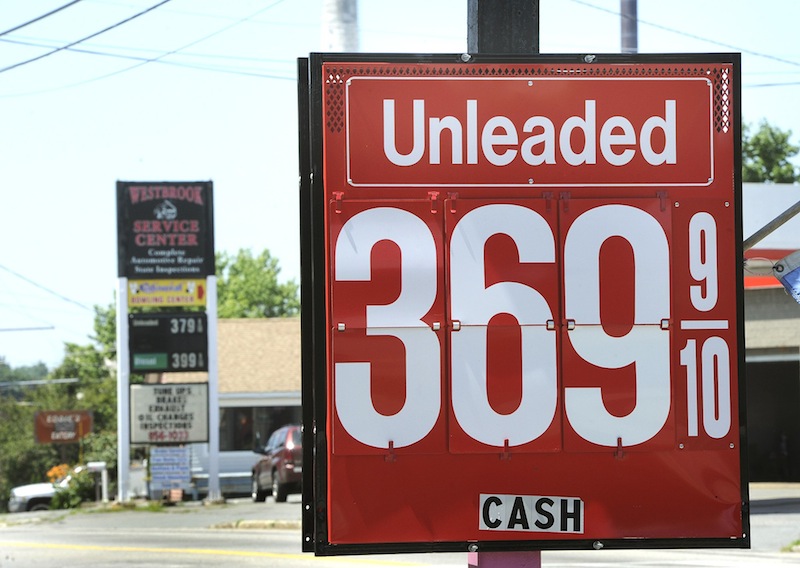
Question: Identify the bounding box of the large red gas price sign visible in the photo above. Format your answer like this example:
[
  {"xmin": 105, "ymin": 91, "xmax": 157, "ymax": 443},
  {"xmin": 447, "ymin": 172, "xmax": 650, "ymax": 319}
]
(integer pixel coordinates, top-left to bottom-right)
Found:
[{"xmin": 301, "ymin": 54, "xmax": 747, "ymax": 555}]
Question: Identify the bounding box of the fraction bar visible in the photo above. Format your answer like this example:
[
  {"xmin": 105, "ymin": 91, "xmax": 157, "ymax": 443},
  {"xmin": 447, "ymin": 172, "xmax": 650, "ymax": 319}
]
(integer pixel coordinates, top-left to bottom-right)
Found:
[{"xmin": 680, "ymin": 320, "xmax": 729, "ymax": 330}]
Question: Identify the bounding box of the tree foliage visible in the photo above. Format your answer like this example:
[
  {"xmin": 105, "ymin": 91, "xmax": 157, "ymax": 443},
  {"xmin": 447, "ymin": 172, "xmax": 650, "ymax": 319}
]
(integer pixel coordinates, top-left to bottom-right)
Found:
[
  {"xmin": 0, "ymin": 309, "xmax": 117, "ymax": 510},
  {"xmin": 216, "ymin": 248, "xmax": 299, "ymax": 318},
  {"xmin": 0, "ymin": 248, "xmax": 297, "ymax": 509},
  {"xmin": 743, "ymin": 120, "xmax": 800, "ymax": 183},
  {"xmin": 0, "ymin": 357, "xmax": 48, "ymax": 383}
]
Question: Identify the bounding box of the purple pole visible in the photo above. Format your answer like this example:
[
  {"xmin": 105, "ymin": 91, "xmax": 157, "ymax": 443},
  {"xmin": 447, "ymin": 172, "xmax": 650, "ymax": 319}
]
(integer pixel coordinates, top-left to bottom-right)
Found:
[{"xmin": 468, "ymin": 551, "xmax": 542, "ymax": 567}]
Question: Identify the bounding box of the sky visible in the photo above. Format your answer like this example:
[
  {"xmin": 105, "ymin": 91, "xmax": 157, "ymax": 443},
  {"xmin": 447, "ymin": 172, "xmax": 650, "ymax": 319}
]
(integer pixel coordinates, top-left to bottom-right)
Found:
[{"xmin": 1, "ymin": 0, "xmax": 800, "ymax": 370}]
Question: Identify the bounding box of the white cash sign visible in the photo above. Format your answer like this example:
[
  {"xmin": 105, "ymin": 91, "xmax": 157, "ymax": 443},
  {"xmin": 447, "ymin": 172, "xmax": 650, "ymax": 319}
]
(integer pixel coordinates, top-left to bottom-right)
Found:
[{"xmin": 479, "ymin": 494, "xmax": 584, "ymax": 534}]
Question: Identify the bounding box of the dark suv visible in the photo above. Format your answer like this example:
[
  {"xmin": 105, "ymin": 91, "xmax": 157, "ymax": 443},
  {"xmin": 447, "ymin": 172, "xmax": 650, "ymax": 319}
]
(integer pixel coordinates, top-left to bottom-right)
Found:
[{"xmin": 252, "ymin": 424, "xmax": 302, "ymax": 502}]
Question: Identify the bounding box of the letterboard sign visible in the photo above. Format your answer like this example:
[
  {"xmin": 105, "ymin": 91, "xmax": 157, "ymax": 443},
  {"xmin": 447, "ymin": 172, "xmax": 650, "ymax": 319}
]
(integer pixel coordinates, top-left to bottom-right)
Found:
[{"xmin": 130, "ymin": 383, "xmax": 209, "ymax": 444}]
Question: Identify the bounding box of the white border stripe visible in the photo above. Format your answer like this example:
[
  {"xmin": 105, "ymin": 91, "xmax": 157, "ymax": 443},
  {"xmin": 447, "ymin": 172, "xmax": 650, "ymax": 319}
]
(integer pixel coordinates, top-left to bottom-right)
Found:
[{"xmin": 344, "ymin": 76, "xmax": 716, "ymax": 188}]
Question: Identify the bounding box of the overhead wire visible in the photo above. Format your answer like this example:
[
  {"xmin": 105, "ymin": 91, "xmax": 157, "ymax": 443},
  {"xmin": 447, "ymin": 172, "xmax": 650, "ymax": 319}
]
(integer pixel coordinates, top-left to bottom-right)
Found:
[
  {"xmin": 0, "ymin": 0, "xmax": 173, "ymax": 74},
  {"xmin": 0, "ymin": 264, "xmax": 92, "ymax": 311},
  {"xmin": 3, "ymin": 0, "xmax": 798, "ymax": 93},
  {"xmin": 0, "ymin": 35, "xmax": 294, "ymax": 79},
  {"xmin": 0, "ymin": 0, "xmax": 84, "ymax": 38},
  {"xmin": 0, "ymin": 0, "xmax": 293, "ymax": 96},
  {"xmin": 569, "ymin": 0, "xmax": 800, "ymax": 70}
]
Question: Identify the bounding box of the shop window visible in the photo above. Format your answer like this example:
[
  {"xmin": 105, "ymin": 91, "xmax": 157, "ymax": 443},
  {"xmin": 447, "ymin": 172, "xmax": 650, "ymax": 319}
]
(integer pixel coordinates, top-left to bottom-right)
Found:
[{"xmin": 219, "ymin": 406, "xmax": 301, "ymax": 451}]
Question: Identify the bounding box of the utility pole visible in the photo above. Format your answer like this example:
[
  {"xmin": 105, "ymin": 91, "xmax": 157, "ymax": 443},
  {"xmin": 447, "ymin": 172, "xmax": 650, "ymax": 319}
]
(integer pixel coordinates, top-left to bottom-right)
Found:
[
  {"xmin": 466, "ymin": 9, "xmax": 540, "ymax": 568},
  {"xmin": 467, "ymin": 0, "xmax": 539, "ymax": 54},
  {"xmin": 621, "ymin": 0, "xmax": 638, "ymax": 53},
  {"xmin": 321, "ymin": 0, "xmax": 359, "ymax": 51}
]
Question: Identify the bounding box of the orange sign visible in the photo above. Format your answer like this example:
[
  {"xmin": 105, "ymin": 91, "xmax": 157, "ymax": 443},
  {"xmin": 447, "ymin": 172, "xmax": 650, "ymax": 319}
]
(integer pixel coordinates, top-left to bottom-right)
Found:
[{"xmin": 35, "ymin": 411, "xmax": 93, "ymax": 444}]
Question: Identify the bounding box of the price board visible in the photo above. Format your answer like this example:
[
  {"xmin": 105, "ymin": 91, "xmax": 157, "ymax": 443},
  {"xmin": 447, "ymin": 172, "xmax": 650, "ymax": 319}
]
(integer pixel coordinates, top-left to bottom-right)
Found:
[
  {"xmin": 300, "ymin": 53, "xmax": 748, "ymax": 555},
  {"xmin": 129, "ymin": 313, "xmax": 208, "ymax": 372}
]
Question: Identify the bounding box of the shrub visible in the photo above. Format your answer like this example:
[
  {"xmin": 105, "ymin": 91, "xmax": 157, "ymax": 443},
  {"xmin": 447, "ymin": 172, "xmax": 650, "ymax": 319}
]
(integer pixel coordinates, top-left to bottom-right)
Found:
[{"xmin": 50, "ymin": 468, "xmax": 96, "ymax": 510}]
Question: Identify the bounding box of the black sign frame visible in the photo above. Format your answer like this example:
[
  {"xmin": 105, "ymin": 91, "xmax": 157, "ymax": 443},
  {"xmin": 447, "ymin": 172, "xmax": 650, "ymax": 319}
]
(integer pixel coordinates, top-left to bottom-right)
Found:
[{"xmin": 300, "ymin": 52, "xmax": 748, "ymax": 556}]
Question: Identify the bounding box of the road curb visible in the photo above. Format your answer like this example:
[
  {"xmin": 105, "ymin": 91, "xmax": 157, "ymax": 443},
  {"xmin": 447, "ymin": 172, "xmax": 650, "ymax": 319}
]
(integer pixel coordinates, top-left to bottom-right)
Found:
[{"xmin": 212, "ymin": 519, "xmax": 301, "ymax": 530}]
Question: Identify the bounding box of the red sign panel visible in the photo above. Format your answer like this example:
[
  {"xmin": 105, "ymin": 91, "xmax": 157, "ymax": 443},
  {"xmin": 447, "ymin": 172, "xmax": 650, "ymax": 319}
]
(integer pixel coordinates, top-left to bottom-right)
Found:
[
  {"xmin": 303, "ymin": 54, "xmax": 746, "ymax": 554},
  {"xmin": 346, "ymin": 76, "xmax": 714, "ymax": 187}
]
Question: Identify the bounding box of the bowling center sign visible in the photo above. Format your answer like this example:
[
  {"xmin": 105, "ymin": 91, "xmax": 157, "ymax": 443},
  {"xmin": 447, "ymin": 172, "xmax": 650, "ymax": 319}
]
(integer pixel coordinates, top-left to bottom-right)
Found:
[{"xmin": 300, "ymin": 53, "xmax": 748, "ymax": 555}]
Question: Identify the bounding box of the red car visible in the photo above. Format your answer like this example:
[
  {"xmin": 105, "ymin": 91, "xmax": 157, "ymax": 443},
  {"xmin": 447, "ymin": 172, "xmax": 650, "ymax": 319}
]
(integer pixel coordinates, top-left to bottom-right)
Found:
[{"xmin": 251, "ymin": 424, "xmax": 302, "ymax": 502}]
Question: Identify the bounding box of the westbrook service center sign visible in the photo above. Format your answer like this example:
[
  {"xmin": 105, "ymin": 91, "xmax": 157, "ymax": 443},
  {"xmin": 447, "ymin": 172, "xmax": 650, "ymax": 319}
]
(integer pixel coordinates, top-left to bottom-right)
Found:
[
  {"xmin": 301, "ymin": 53, "xmax": 748, "ymax": 555},
  {"xmin": 117, "ymin": 181, "xmax": 215, "ymax": 279}
]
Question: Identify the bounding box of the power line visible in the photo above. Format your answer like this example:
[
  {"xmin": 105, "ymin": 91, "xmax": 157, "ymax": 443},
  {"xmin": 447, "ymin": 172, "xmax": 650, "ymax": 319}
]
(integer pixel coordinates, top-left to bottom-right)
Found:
[
  {"xmin": 747, "ymin": 81, "xmax": 800, "ymax": 89},
  {"xmin": 0, "ymin": 35, "xmax": 294, "ymax": 78},
  {"xmin": 0, "ymin": 0, "xmax": 173, "ymax": 75},
  {"xmin": 0, "ymin": 264, "xmax": 92, "ymax": 311},
  {"xmin": 0, "ymin": 0, "xmax": 83, "ymax": 38},
  {"xmin": 0, "ymin": 326, "xmax": 55, "ymax": 333},
  {"xmin": 569, "ymin": 0, "xmax": 800, "ymax": 70},
  {"xmin": 0, "ymin": 0, "xmax": 293, "ymax": 96}
]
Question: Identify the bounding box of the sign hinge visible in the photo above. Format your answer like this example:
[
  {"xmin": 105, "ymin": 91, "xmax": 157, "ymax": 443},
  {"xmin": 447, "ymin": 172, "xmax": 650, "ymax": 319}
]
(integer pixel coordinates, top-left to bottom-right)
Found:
[
  {"xmin": 333, "ymin": 191, "xmax": 344, "ymax": 213},
  {"xmin": 614, "ymin": 437, "xmax": 625, "ymax": 460},
  {"xmin": 428, "ymin": 191, "xmax": 440, "ymax": 213},
  {"xmin": 501, "ymin": 439, "xmax": 511, "ymax": 461},
  {"xmin": 543, "ymin": 191, "xmax": 554, "ymax": 213},
  {"xmin": 657, "ymin": 191, "xmax": 668, "ymax": 212},
  {"xmin": 560, "ymin": 191, "xmax": 571, "ymax": 212},
  {"xmin": 448, "ymin": 192, "xmax": 459, "ymax": 213},
  {"xmin": 385, "ymin": 440, "xmax": 397, "ymax": 462}
]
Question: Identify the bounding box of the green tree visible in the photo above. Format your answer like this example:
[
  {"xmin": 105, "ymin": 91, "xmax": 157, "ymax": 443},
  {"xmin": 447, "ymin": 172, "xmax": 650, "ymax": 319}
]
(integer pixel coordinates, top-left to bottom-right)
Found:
[
  {"xmin": 0, "ymin": 306, "xmax": 118, "ymax": 510},
  {"xmin": 51, "ymin": 342, "xmax": 116, "ymax": 433},
  {"xmin": 216, "ymin": 248, "xmax": 299, "ymax": 318},
  {"xmin": 91, "ymin": 303, "xmax": 117, "ymax": 360},
  {"xmin": 0, "ymin": 356, "xmax": 48, "ymax": 400},
  {"xmin": 0, "ymin": 357, "xmax": 47, "ymax": 383},
  {"xmin": 0, "ymin": 394, "xmax": 60, "ymax": 504},
  {"xmin": 743, "ymin": 120, "xmax": 800, "ymax": 182}
]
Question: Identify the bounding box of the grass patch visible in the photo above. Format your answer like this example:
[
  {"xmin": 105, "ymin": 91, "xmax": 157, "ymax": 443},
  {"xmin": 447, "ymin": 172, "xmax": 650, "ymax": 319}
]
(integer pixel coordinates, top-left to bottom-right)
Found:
[
  {"xmin": 83, "ymin": 501, "xmax": 165, "ymax": 513},
  {"xmin": 781, "ymin": 540, "xmax": 800, "ymax": 552}
]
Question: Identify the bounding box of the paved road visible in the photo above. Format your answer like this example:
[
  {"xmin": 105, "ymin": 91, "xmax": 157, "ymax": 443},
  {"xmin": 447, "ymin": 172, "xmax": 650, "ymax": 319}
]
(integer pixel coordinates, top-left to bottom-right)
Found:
[{"xmin": 0, "ymin": 486, "xmax": 798, "ymax": 567}]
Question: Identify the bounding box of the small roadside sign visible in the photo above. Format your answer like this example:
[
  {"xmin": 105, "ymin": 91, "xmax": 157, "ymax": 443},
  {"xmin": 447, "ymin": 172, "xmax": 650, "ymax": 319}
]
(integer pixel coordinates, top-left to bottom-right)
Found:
[{"xmin": 34, "ymin": 411, "xmax": 93, "ymax": 444}]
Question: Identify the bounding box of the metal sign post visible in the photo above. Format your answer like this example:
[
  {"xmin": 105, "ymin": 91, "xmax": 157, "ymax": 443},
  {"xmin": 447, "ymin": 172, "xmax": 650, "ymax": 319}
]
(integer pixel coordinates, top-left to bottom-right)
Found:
[
  {"xmin": 116, "ymin": 181, "xmax": 216, "ymax": 503},
  {"xmin": 116, "ymin": 277, "xmax": 131, "ymax": 502}
]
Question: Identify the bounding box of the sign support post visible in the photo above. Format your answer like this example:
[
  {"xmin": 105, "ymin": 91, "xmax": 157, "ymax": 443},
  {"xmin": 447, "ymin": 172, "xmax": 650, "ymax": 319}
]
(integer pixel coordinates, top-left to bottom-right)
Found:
[
  {"xmin": 206, "ymin": 275, "xmax": 221, "ymax": 501},
  {"xmin": 116, "ymin": 277, "xmax": 131, "ymax": 502},
  {"xmin": 468, "ymin": 4, "xmax": 540, "ymax": 567}
]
